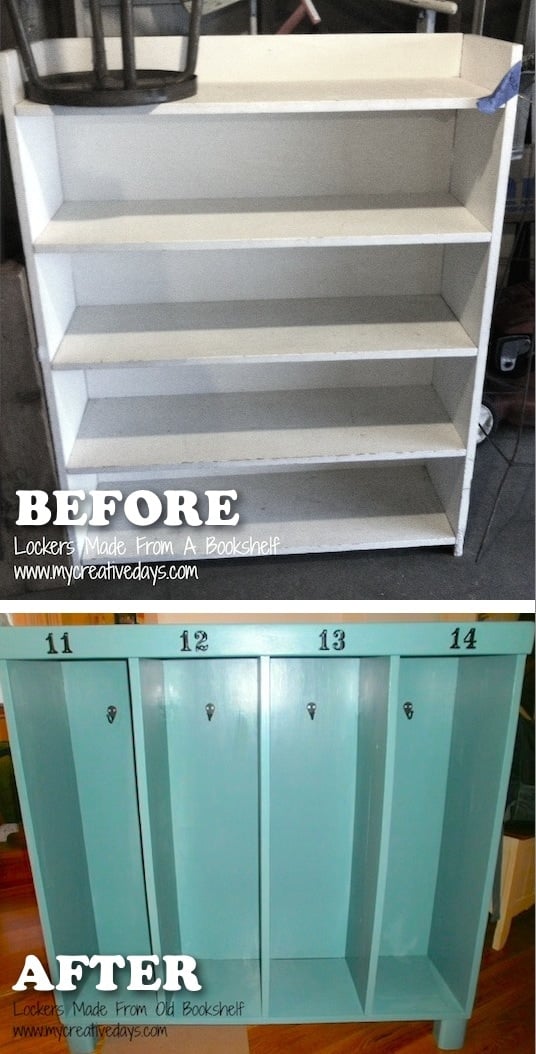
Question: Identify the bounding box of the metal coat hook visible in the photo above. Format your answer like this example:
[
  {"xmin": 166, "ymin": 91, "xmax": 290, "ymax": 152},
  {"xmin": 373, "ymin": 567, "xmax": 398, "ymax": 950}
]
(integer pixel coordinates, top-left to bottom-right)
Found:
[
  {"xmin": 107, "ymin": 705, "xmax": 118, "ymax": 724},
  {"xmin": 205, "ymin": 703, "xmax": 216, "ymax": 722},
  {"xmin": 306, "ymin": 702, "xmax": 317, "ymax": 721},
  {"xmin": 403, "ymin": 702, "xmax": 414, "ymax": 720}
]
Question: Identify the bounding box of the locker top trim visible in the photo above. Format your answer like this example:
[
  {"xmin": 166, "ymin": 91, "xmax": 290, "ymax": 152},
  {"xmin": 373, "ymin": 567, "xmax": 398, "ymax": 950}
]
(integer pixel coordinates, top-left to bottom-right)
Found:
[{"xmin": 0, "ymin": 622, "xmax": 533, "ymax": 660}]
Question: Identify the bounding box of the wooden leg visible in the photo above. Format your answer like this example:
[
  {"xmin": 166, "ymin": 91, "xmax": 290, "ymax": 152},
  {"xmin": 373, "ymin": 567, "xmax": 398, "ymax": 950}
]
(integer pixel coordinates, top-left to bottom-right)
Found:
[
  {"xmin": 433, "ymin": 1018, "xmax": 467, "ymax": 1050},
  {"xmin": 493, "ymin": 836, "xmax": 535, "ymax": 951},
  {"xmin": 492, "ymin": 910, "xmax": 513, "ymax": 950}
]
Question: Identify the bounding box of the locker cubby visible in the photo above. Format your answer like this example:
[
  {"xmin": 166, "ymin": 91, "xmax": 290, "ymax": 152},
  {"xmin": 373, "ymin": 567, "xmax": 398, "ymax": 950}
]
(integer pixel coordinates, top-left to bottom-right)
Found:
[
  {"xmin": 74, "ymin": 459, "xmax": 467, "ymax": 564},
  {"xmin": 373, "ymin": 654, "xmax": 520, "ymax": 1018},
  {"xmin": 37, "ymin": 243, "xmax": 485, "ymax": 369},
  {"xmin": 136, "ymin": 658, "xmax": 263, "ymax": 1017},
  {"xmin": 0, "ymin": 622, "xmax": 532, "ymax": 1054},
  {"xmin": 48, "ymin": 110, "xmax": 500, "ymax": 213},
  {"xmin": 2, "ymin": 660, "xmax": 150, "ymax": 964},
  {"xmin": 266, "ymin": 657, "xmax": 391, "ymax": 1020},
  {"xmin": 48, "ymin": 357, "xmax": 474, "ymax": 476}
]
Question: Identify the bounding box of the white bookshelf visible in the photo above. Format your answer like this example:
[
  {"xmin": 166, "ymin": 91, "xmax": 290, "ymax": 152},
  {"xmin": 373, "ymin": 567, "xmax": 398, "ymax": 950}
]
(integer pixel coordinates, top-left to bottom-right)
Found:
[{"xmin": 1, "ymin": 33, "xmax": 522, "ymax": 561}]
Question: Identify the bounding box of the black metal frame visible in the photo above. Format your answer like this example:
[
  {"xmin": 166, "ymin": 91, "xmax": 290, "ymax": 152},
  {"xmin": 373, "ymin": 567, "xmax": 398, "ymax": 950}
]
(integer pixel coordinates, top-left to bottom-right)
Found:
[{"xmin": 4, "ymin": 0, "xmax": 203, "ymax": 105}]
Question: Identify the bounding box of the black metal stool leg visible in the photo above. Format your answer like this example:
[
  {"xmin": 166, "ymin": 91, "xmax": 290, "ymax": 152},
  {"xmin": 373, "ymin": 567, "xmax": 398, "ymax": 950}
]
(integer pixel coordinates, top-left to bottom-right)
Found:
[
  {"xmin": 4, "ymin": 0, "xmax": 45, "ymax": 88},
  {"xmin": 4, "ymin": 0, "xmax": 203, "ymax": 106},
  {"xmin": 183, "ymin": 0, "xmax": 204, "ymax": 81},
  {"xmin": 88, "ymin": 0, "xmax": 108, "ymax": 88},
  {"xmin": 120, "ymin": 0, "xmax": 137, "ymax": 90}
]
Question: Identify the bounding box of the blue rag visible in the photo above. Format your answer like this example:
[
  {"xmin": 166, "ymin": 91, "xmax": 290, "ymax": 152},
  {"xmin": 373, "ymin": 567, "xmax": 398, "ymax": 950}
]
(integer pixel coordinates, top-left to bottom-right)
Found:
[{"xmin": 477, "ymin": 61, "xmax": 522, "ymax": 114}]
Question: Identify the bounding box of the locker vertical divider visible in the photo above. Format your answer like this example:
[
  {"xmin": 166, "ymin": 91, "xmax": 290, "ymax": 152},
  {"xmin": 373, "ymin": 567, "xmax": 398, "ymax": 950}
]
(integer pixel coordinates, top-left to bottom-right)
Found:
[
  {"xmin": 132, "ymin": 657, "xmax": 182, "ymax": 962},
  {"xmin": 128, "ymin": 657, "xmax": 161, "ymax": 958},
  {"xmin": 364, "ymin": 656, "xmax": 400, "ymax": 1013},
  {"xmin": 259, "ymin": 655, "xmax": 271, "ymax": 1019},
  {"xmin": 344, "ymin": 655, "xmax": 398, "ymax": 1014}
]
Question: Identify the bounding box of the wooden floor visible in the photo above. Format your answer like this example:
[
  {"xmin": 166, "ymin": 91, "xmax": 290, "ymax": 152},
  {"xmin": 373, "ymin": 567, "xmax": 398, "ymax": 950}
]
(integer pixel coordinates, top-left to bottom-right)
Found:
[{"xmin": 0, "ymin": 859, "xmax": 533, "ymax": 1054}]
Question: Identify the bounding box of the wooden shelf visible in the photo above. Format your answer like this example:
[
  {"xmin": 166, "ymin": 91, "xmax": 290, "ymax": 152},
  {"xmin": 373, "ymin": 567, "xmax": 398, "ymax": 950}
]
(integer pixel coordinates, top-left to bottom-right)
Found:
[
  {"xmin": 67, "ymin": 387, "xmax": 466, "ymax": 473},
  {"xmin": 267, "ymin": 959, "xmax": 364, "ymax": 1020},
  {"xmin": 79, "ymin": 465, "xmax": 456, "ymax": 560},
  {"xmin": 36, "ymin": 194, "xmax": 491, "ymax": 253},
  {"xmin": 139, "ymin": 75, "xmax": 493, "ymax": 113},
  {"xmin": 15, "ymin": 77, "xmax": 495, "ymax": 116},
  {"xmin": 11, "ymin": 32, "xmax": 518, "ymax": 116},
  {"xmin": 373, "ymin": 957, "xmax": 465, "ymax": 1017},
  {"xmin": 267, "ymin": 956, "xmax": 464, "ymax": 1021},
  {"xmin": 53, "ymin": 295, "xmax": 477, "ymax": 369}
]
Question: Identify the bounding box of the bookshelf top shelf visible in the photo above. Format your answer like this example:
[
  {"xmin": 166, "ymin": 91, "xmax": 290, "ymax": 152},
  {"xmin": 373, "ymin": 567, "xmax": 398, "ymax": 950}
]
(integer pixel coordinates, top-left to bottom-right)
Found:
[
  {"xmin": 4, "ymin": 34, "xmax": 522, "ymax": 117},
  {"xmin": 14, "ymin": 76, "xmax": 496, "ymax": 115}
]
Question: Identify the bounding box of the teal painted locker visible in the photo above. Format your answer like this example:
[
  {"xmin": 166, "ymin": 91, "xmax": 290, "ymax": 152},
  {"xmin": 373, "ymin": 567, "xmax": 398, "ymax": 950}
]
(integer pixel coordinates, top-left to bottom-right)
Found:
[
  {"xmin": 136, "ymin": 658, "xmax": 262, "ymax": 1014},
  {"xmin": 269, "ymin": 658, "xmax": 362, "ymax": 1020},
  {"xmin": 0, "ymin": 621, "xmax": 532, "ymax": 1053},
  {"xmin": 2, "ymin": 660, "xmax": 150, "ymax": 970}
]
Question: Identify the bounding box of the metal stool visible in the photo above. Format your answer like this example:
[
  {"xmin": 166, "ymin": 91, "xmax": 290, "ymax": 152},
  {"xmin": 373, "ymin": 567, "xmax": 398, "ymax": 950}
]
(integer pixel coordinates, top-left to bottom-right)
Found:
[{"xmin": 4, "ymin": 0, "xmax": 203, "ymax": 105}]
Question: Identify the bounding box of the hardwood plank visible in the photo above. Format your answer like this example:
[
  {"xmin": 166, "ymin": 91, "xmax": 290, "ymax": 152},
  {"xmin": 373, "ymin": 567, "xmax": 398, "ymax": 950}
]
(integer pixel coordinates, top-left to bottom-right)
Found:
[{"xmin": 0, "ymin": 844, "xmax": 33, "ymax": 895}]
